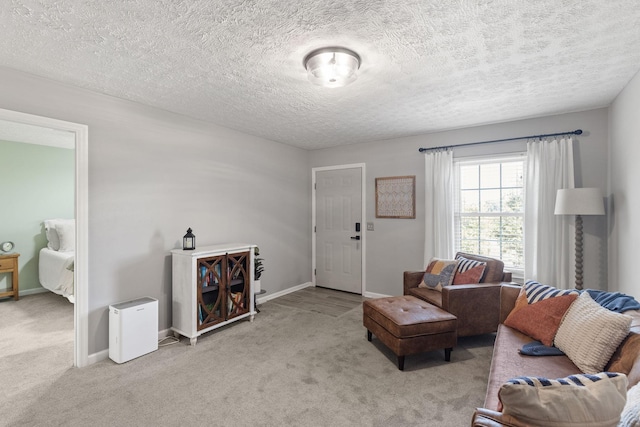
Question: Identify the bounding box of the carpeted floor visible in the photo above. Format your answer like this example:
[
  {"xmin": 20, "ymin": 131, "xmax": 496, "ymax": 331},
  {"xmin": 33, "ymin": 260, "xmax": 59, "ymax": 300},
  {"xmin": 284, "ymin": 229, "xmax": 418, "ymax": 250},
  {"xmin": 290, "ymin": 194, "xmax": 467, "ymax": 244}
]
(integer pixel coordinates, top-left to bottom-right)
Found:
[{"xmin": 2, "ymin": 291, "xmax": 494, "ymax": 426}]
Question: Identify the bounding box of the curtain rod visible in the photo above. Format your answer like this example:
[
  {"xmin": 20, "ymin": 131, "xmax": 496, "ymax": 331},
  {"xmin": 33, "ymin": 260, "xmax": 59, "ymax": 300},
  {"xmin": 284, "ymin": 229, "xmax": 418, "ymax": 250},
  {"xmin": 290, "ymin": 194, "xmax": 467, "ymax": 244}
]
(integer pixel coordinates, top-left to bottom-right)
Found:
[{"xmin": 418, "ymin": 129, "xmax": 583, "ymax": 153}]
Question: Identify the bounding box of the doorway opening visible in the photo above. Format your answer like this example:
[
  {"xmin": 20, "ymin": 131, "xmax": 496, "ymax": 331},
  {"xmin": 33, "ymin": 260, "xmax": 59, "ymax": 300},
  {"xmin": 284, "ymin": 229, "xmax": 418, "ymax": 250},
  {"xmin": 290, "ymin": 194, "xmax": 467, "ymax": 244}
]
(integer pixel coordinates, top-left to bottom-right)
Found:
[{"xmin": 0, "ymin": 108, "xmax": 89, "ymax": 367}]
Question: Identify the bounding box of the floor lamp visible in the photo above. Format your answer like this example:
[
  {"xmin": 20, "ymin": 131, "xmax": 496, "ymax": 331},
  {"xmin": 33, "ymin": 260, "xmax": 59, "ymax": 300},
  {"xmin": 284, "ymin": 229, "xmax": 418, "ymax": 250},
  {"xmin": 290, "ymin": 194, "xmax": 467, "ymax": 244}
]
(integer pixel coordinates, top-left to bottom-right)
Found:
[{"xmin": 554, "ymin": 188, "xmax": 605, "ymax": 290}]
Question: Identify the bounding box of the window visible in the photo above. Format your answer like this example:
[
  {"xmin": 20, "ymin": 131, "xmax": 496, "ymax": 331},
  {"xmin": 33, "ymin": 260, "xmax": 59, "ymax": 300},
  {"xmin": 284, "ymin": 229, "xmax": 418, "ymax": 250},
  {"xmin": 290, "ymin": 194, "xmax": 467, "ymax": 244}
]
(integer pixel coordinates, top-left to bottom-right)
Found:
[{"xmin": 454, "ymin": 156, "xmax": 525, "ymax": 273}]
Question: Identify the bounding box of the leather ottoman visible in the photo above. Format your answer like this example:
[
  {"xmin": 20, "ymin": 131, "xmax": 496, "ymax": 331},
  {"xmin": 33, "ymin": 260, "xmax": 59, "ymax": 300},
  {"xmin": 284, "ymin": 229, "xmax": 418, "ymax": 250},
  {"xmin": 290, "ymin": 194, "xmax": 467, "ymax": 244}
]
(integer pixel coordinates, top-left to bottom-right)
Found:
[{"xmin": 363, "ymin": 295, "xmax": 457, "ymax": 370}]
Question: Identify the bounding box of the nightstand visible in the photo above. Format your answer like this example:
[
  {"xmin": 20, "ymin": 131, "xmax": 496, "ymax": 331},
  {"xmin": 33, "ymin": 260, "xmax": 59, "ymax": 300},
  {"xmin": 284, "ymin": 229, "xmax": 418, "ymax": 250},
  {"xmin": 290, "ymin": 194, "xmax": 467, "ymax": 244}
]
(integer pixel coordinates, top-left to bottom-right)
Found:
[{"xmin": 0, "ymin": 253, "xmax": 20, "ymax": 301}]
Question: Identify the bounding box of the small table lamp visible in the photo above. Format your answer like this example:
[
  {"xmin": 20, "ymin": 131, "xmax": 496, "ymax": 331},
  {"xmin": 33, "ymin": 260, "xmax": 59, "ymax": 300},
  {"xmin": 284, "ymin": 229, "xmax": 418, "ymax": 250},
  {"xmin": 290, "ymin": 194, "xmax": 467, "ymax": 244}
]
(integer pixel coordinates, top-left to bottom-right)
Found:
[{"xmin": 554, "ymin": 188, "xmax": 605, "ymax": 290}]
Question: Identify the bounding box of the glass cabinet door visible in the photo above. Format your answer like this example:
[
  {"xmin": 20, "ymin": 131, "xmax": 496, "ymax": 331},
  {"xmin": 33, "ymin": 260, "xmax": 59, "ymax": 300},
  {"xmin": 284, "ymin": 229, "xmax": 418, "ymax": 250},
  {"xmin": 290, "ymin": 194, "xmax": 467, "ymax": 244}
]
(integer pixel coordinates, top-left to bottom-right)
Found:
[
  {"xmin": 197, "ymin": 256, "xmax": 224, "ymax": 329},
  {"xmin": 226, "ymin": 251, "xmax": 250, "ymax": 319}
]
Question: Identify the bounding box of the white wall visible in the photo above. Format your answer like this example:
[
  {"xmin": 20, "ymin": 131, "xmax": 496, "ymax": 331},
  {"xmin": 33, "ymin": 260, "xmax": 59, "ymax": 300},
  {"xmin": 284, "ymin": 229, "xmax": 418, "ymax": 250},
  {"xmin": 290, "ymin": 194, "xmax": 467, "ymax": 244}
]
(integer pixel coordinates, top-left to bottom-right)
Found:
[
  {"xmin": 0, "ymin": 67, "xmax": 311, "ymax": 356},
  {"xmin": 310, "ymin": 109, "xmax": 609, "ymax": 295},
  {"xmin": 609, "ymin": 69, "xmax": 640, "ymax": 298}
]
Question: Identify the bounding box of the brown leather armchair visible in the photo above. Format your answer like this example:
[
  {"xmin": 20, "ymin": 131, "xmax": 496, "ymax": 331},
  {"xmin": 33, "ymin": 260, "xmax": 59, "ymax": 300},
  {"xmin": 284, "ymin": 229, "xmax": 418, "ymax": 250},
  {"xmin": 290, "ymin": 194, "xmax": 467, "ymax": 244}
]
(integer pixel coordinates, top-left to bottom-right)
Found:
[{"xmin": 404, "ymin": 252, "xmax": 513, "ymax": 337}]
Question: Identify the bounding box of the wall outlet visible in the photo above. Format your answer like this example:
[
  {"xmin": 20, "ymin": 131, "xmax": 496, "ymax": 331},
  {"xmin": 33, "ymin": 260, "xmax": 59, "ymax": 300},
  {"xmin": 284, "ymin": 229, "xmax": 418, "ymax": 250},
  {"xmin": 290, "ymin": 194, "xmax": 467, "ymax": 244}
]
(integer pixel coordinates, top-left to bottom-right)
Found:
[{"xmin": 367, "ymin": 222, "xmax": 374, "ymax": 231}]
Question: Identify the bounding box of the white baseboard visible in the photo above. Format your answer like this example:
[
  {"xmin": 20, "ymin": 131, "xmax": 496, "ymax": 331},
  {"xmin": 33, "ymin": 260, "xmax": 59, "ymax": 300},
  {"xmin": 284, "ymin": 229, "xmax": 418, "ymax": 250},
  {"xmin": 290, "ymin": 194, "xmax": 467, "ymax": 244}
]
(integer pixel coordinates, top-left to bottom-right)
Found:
[
  {"xmin": 256, "ymin": 282, "xmax": 313, "ymax": 304},
  {"xmin": 19, "ymin": 287, "xmax": 49, "ymax": 297},
  {"xmin": 158, "ymin": 328, "xmax": 173, "ymax": 339},
  {"xmin": 87, "ymin": 348, "xmax": 109, "ymax": 365},
  {"xmin": 363, "ymin": 291, "xmax": 392, "ymax": 299}
]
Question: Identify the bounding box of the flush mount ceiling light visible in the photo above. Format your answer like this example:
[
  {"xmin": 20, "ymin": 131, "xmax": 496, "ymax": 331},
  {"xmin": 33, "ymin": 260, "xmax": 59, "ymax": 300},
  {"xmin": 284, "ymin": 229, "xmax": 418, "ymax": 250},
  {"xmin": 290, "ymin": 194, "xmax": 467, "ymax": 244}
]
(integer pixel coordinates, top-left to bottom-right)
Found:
[{"xmin": 303, "ymin": 47, "xmax": 361, "ymax": 88}]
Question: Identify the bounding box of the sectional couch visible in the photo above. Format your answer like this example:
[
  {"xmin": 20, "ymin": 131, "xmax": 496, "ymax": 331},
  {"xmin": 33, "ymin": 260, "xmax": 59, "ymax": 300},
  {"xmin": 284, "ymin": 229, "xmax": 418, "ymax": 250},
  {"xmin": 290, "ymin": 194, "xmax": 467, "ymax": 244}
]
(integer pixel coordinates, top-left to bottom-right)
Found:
[{"xmin": 472, "ymin": 284, "xmax": 640, "ymax": 426}]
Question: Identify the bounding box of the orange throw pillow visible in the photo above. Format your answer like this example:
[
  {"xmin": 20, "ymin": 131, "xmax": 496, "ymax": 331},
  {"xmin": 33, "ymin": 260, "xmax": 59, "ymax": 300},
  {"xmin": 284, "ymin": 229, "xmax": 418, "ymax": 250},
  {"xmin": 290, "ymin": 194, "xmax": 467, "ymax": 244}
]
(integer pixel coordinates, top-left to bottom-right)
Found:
[
  {"xmin": 452, "ymin": 265, "xmax": 484, "ymax": 285},
  {"xmin": 504, "ymin": 294, "xmax": 578, "ymax": 346},
  {"xmin": 509, "ymin": 287, "xmax": 529, "ymax": 315}
]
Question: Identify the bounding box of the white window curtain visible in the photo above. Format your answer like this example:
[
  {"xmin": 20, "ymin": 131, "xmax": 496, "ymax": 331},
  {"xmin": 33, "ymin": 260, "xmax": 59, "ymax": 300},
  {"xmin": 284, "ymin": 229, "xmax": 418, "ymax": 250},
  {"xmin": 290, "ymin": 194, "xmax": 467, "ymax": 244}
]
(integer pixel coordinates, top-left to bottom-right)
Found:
[
  {"xmin": 524, "ymin": 137, "xmax": 575, "ymax": 288},
  {"xmin": 424, "ymin": 149, "xmax": 455, "ymax": 265}
]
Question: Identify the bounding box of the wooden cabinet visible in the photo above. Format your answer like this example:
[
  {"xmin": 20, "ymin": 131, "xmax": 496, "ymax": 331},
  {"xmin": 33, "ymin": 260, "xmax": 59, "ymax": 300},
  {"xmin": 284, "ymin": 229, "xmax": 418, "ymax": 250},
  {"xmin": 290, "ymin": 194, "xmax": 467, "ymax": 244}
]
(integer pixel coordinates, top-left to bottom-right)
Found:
[
  {"xmin": 0, "ymin": 253, "xmax": 20, "ymax": 301},
  {"xmin": 171, "ymin": 244, "xmax": 255, "ymax": 345}
]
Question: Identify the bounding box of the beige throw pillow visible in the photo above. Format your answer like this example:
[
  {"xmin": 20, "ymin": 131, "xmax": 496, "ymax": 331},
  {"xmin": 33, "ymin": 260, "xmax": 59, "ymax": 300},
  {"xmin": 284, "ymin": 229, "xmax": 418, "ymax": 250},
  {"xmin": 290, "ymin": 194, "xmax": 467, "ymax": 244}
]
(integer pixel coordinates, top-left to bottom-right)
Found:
[
  {"xmin": 554, "ymin": 292, "xmax": 632, "ymax": 374},
  {"xmin": 499, "ymin": 372, "xmax": 628, "ymax": 427}
]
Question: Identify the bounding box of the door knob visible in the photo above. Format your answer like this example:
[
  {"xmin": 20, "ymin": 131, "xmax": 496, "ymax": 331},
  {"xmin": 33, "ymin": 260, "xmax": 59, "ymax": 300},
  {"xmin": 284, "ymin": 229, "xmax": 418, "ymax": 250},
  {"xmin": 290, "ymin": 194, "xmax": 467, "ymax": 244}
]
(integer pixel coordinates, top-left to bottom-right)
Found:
[{"xmin": 350, "ymin": 236, "xmax": 361, "ymax": 240}]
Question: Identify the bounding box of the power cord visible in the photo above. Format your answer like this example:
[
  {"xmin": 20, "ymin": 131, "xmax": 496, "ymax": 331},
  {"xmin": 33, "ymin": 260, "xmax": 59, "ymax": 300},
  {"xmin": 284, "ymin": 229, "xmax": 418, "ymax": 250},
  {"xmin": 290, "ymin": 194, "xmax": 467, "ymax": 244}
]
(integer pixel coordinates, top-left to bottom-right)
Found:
[{"xmin": 158, "ymin": 336, "xmax": 180, "ymax": 347}]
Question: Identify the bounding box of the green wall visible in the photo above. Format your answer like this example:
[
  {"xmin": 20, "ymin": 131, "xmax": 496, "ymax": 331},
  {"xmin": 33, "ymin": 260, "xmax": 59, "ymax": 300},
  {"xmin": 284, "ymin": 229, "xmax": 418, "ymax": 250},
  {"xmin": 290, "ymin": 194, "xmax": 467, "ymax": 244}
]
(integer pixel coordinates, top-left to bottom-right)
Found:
[{"xmin": 0, "ymin": 140, "xmax": 74, "ymax": 294}]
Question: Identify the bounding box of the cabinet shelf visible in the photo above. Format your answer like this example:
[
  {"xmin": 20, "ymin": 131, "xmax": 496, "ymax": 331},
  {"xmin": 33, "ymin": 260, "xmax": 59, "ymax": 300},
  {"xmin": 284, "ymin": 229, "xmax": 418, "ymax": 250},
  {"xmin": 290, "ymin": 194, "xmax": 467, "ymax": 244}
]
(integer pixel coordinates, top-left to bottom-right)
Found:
[
  {"xmin": 202, "ymin": 285, "xmax": 219, "ymax": 293},
  {"xmin": 229, "ymin": 278, "xmax": 244, "ymax": 288}
]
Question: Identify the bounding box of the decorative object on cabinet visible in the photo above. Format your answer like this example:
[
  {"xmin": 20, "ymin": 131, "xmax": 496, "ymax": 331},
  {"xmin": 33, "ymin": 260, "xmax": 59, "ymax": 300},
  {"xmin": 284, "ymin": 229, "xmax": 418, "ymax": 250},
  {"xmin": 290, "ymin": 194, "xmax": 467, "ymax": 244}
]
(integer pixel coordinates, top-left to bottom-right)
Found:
[
  {"xmin": 1, "ymin": 241, "xmax": 15, "ymax": 253},
  {"xmin": 0, "ymin": 253, "xmax": 20, "ymax": 301},
  {"xmin": 254, "ymin": 246, "xmax": 264, "ymax": 293},
  {"xmin": 171, "ymin": 243, "xmax": 256, "ymax": 345},
  {"xmin": 183, "ymin": 228, "xmax": 196, "ymax": 250},
  {"xmin": 375, "ymin": 176, "xmax": 416, "ymax": 219}
]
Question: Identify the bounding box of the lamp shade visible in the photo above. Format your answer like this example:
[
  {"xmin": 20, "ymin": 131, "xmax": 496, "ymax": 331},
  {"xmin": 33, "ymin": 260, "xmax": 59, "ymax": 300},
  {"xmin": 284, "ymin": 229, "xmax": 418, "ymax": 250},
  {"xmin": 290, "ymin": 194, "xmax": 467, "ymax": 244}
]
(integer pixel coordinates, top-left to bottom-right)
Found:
[
  {"xmin": 303, "ymin": 47, "xmax": 360, "ymax": 88},
  {"xmin": 554, "ymin": 188, "xmax": 605, "ymax": 215}
]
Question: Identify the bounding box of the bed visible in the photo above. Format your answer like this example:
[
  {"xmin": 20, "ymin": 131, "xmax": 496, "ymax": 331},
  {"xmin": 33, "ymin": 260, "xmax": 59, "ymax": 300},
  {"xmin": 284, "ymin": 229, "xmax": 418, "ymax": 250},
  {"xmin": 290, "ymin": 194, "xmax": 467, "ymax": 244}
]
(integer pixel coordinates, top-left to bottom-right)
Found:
[
  {"xmin": 39, "ymin": 248, "xmax": 74, "ymax": 303},
  {"xmin": 39, "ymin": 219, "xmax": 75, "ymax": 303}
]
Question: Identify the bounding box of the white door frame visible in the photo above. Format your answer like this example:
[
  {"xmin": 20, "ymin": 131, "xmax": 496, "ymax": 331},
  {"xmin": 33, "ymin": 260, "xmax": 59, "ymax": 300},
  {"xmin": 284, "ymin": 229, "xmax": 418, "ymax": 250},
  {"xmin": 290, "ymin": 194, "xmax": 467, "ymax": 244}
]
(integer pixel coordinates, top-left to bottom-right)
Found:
[
  {"xmin": 312, "ymin": 163, "xmax": 366, "ymax": 294},
  {"xmin": 0, "ymin": 108, "xmax": 89, "ymax": 368}
]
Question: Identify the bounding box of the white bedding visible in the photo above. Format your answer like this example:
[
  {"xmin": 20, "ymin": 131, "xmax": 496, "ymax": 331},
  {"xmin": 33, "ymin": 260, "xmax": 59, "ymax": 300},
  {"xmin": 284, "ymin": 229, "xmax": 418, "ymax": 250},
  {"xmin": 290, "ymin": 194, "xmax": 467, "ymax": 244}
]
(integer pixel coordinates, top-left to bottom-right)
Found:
[{"xmin": 39, "ymin": 247, "xmax": 74, "ymax": 303}]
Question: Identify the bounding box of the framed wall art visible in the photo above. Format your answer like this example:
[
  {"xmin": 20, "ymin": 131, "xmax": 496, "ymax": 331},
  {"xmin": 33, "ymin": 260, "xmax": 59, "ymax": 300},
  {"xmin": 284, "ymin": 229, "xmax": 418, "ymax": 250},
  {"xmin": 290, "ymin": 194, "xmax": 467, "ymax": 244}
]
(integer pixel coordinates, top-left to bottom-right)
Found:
[{"xmin": 375, "ymin": 175, "xmax": 416, "ymax": 219}]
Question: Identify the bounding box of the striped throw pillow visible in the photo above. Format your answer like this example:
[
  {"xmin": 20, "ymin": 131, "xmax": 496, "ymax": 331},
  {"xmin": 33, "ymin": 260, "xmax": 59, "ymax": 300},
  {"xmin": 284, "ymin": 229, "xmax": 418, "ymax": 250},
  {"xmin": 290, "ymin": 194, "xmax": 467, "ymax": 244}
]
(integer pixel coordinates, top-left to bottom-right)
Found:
[
  {"xmin": 455, "ymin": 254, "xmax": 486, "ymax": 273},
  {"xmin": 499, "ymin": 372, "xmax": 628, "ymax": 427},
  {"xmin": 453, "ymin": 255, "xmax": 486, "ymax": 284},
  {"xmin": 505, "ymin": 371, "xmax": 622, "ymax": 387},
  {"xmin": 524, "ymin": 280, "xmax": 580, "ymax": 304}
]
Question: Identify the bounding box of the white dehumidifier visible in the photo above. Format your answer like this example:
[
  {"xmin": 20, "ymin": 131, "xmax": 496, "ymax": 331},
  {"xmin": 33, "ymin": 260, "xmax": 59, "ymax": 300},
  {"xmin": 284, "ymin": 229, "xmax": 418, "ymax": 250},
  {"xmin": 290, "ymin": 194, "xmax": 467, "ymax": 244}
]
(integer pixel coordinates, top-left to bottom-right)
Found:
[{"xmin": 109, "ymin": 297, "xmax": 158, "ymax": 363}]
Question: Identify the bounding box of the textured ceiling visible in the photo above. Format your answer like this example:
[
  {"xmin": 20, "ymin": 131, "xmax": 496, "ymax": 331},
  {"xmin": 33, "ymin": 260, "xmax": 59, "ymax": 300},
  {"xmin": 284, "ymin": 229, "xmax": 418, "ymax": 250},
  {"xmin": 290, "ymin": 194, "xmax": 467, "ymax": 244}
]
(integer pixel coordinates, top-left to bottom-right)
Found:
[{"xmin": 1, "ymin": 1, "xmax": 639, "ymax": 150}]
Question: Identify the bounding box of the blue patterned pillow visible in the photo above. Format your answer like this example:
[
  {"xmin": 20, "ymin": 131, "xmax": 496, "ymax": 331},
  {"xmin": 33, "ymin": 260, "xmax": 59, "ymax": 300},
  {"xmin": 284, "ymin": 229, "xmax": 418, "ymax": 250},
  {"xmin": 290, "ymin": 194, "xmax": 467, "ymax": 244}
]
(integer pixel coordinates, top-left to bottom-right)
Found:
[
  {"xmin": 500, "ymin": 372, "xmax": 628, "ymax": 426},
  {"xmin": 524, "ymin": 280, "xmax": 580, "ymax": 304}
]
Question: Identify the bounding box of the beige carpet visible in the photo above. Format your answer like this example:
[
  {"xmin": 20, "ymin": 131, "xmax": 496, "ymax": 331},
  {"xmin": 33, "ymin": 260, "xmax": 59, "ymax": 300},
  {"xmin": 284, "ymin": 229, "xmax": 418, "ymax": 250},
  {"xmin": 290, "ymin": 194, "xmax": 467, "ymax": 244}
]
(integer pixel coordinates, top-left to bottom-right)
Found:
[
  {"xmin": 2, "ymin": 292, "xmax": 494, "ymax": 426},
  {"xmin": 269, "ymin": 286, "xmax": 363, "ymax": 317}
]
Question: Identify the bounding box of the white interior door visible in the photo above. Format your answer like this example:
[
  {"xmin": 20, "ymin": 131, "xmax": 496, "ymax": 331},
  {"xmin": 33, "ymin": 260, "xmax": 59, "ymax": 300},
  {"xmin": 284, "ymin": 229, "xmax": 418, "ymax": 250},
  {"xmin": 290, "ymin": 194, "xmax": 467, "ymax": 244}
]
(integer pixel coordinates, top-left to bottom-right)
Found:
[{"xmin": 315, "ymin": 168, "xmax": 362, "ymax": 294}]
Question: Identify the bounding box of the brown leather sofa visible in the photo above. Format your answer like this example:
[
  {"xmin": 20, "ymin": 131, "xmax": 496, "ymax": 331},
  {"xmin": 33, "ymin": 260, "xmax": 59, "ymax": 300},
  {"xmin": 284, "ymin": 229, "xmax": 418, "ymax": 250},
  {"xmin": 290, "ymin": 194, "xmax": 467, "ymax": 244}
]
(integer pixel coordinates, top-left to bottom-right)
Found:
[
  {"xmin": 404, "ymin": 252, "xmax": 513, "ymax": 337},
  {"xmin": 472, "ymin": 284, "xmax": 640, "ymax": 426}
]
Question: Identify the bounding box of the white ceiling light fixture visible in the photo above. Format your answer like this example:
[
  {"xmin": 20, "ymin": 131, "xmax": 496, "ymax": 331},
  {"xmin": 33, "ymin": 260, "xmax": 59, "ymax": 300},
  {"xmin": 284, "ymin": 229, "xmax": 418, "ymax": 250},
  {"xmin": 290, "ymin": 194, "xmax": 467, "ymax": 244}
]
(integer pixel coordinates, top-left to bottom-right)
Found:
[{"xmin": 303, "ymin": 47, "xmax": 361, "ymax": 88}]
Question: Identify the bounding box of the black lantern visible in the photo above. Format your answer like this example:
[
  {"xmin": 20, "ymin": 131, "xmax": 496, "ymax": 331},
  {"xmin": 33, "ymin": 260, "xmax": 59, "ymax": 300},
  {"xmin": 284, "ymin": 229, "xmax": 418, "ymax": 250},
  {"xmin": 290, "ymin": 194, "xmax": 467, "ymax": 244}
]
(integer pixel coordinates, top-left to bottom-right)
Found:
[{"xmin": 183, "ymin": 228, "xmax": 195, "ymax": 250}]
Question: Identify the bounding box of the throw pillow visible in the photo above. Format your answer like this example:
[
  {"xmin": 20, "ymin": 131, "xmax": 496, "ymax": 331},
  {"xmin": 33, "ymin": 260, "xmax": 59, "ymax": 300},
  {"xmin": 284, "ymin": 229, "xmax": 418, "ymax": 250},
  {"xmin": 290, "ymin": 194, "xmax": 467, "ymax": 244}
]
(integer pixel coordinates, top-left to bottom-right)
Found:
[
  {"xmin": 524, "ymin": 280, "xmax": 580, "ymax": 304},
  {"xmin": 506, "ymin": 281, "xmax": 578, "ymax": 319},
  {"xmin": 57, "ymin": 221, "xmax": 76, "ymax": 252},
  {"xmin": 555, "ymin": 292, "xmax": 632, "ymax": 374},
  {"xmin": 510, "ymin": 287, "xmax": 529, "ymax": 315},
  {"xmin": 499, "ymin": 372, "xmax": 628, "ymax": 427},
  {"xmin": 44, "ymin": 219, "xmax": 75, "ymax": 251},
  {"xmin": 620, "ymin": 382, "xmax": 640, "ymax": 427},
  {"xmin": 452, "ymin": 255, "xmax": 487, "ymax": 285},
  {"xmin": 44, "ymin": 219, "xmax": 62, "ymax": 251},
  {"xmin": 452, "ymin": 265, "xmax": 484, "ymax": 284},
  {"xmin": 418, "ymin": 258, "xmax": 459, "ymax": 292},
  {"xmin": 504, "ymin": 293, "xmax": 578, "ymax": 346}
]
